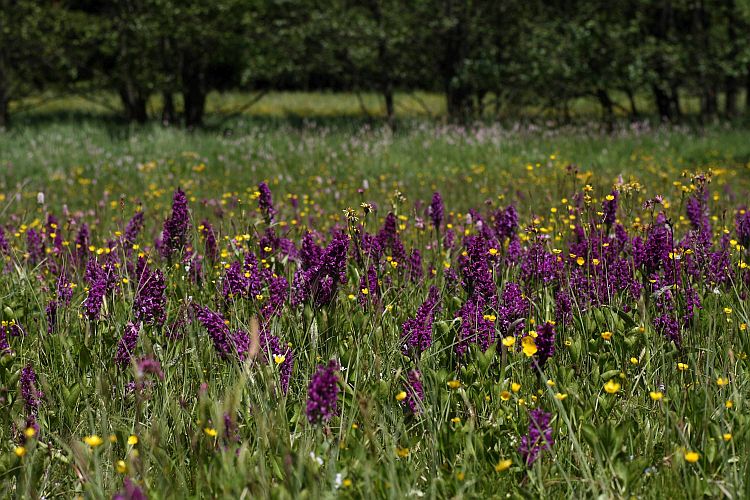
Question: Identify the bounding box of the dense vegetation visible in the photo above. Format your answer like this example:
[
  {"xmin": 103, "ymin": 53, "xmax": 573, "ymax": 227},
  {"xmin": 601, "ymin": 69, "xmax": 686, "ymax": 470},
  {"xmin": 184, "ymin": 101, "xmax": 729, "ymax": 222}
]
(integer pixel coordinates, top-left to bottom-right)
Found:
[
  {"xmin": 0, "ymin": 120, "xmax": 749, "ymax": 497},
  {"xmin": 2, "ymin": 0, "xmax": 750, "ymax": 127},
  {"xmin": 3, "ymin": 1, "xmax": 750, "ymax": 496}
]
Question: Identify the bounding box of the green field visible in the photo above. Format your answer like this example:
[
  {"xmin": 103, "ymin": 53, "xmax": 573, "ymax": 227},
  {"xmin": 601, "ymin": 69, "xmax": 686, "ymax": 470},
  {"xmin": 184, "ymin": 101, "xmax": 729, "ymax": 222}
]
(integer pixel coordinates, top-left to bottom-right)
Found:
[
  {"xmin": 9, "ymin": 90, "xmax": 750, "ymax": 124},
  {"xmin": 1, "ymin": 113, "xmax": 750, "ymax": 498}
]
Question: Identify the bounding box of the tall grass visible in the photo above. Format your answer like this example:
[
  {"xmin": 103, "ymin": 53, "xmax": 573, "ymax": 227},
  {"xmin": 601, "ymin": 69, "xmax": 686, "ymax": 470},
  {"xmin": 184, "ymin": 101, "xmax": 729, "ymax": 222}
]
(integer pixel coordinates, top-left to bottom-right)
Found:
[{"xmin": 0, "ymin": 118, "xmax": 748, "ymax": 498}]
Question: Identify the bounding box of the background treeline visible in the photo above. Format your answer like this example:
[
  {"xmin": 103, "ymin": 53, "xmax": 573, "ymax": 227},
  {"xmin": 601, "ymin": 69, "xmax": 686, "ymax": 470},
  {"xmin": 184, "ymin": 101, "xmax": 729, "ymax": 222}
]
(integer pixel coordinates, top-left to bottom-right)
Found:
[{"xmin": 1, "ymin": 0, "xmax": 750, "ymax": 128}]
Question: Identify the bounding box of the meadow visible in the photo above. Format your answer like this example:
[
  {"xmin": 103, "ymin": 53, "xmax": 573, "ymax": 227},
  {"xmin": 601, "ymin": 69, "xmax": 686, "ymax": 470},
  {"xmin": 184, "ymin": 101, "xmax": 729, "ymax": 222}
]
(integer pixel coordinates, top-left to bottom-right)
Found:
[{"xmin": 1, "ymin": 111, "xmax": 750, "ymax": 498}]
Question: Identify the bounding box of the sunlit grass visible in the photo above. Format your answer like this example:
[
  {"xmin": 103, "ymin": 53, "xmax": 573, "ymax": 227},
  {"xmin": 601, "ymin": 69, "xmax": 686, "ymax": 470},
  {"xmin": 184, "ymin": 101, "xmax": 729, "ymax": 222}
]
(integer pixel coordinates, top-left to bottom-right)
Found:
[{"xmin": 0, "ymin": 118, "xmax": 749, "ymax": 498}]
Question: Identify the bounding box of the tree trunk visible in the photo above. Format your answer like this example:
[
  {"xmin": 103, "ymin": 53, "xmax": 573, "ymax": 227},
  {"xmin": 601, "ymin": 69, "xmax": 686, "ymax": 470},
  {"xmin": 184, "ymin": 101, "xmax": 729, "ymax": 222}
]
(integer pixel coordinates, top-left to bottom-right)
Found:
[
  {"xmin": 476, "ymin": 90, "xmax": 487, "ymax": 118},
  {"xmin": 369, "ymin": 0, "xmax": 394, "ymax": 131},
  {"xmin": 596, "ymin": 88, "xmax": 614, "ymax": 132},
  {"xmin": 446, "ymin": 83, "xmax": 471, "ymax": 123},
  {"xmin": 653, "ymin": 84, "xmax": 673, "ymax": 122},
  {"xmin": 160, "ymin": 36, "xmax": 178, "ymax": 126},
  {"xmin": 441, "ymin": 0, "xmax": 471, "ymax": 123},
  {"xmin": 118, "ymin": 84, "xmax": 147, "ymax": 124},
  {"xmin": 183, "ymin": 67, "xmax": 206, "ymax": 129},
  {"xmin": 383, "ymin": 86, "xmax": 395, "ymax": 130},
  {"xmin": 562, "ymin": 99, "xmax": 571, "ymax": 124},
  {"xmin": 0, "ymin": 95, "xmax": 8, "ymax": 130},
  {"xmin": 724, "ymin": 81, "xmax": 738, "ymax": 118},
  {"xmin": 626, "ymin": 88, "xmax": 639, "ymax": 118},
  {"xmin": 0, "ymin": 66, "xmax": 10, "ymax": 129},
  {"xmin": 701, "ymin": 86, "xmax": 718, "ymax": 119},
  {"xmin": 669, "ymin": 85, "xmax": 681, "ymax": 118},
  {"xmin": 162, "ymin": 92, "xmax": 176, "ymax": 126},
  {"xmin": 697, "ymin": 0, "xmax": 716, "ymax": 121},
  {"xmin": 724, "ymin": 2, "xmax": 739, "ymax": 118},
  {"xmin": 649, "ymin": 1, "xmax": 679, "ymax": 122}
]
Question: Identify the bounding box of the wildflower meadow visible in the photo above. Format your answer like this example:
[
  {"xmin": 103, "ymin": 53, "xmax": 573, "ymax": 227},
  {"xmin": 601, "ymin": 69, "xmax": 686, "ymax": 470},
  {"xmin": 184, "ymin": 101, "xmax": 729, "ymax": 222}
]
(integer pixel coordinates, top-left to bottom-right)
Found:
[{"xmin": 1, "ymin": 120, "xmax": 750, "ymax": 498}]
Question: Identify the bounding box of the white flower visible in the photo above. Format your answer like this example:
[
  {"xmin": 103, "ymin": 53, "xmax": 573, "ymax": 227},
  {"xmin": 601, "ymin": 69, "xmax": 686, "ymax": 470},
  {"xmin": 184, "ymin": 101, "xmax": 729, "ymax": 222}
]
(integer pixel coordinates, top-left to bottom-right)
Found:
[
  {"xmin": 309, "ymin": 452, "xmax": 323, "ymax": 466},
  {"xmin": 334, "ymin": 473, "xmax": 343, "ymax": 489},
  {"xmin": 37, "ymin": 192, "xmax": 45, "ymax": 205}
]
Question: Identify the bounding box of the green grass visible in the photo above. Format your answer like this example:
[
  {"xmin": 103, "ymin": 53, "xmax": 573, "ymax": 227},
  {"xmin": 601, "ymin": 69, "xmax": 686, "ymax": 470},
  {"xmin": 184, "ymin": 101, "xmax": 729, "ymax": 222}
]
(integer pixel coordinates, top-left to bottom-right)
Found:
[
  {"xmin": 0, "ymin": 117, "xmax": 749, "ymax": 498},
  {"xmin": 9, "ymin": 89, "xmax": 749, "ymax": 123},
  {"xmin": 3, "ymin": 118, "xmax": 750, "ymax": 213},
  {"xmin": 9, "ymin": 91, "xmax": 445, "ymax": 121}
]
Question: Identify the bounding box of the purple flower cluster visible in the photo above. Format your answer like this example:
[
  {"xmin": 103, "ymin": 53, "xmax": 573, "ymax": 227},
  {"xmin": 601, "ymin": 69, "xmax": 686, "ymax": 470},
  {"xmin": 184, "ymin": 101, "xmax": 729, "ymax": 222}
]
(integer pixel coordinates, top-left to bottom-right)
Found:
[
  {"xmin": 494, "ymin": 204, "xmax": 518, "ymax": 241},
  {"xmin": 84, "ymin": 258, "xmax": 110, "ymax": 320},
  {"xmin": 46, "ymin": 300, "xmax": 58, "ymax": 333},
  {"xmin": 533, "ymin": 321, "xmax": 556, "ymax": 370},
  {"xmin": 223, "ymin": 412, "xmax": 240, "ymax": 442},
  {"xmin": 429, "ymin": 191, "xmax": 444, "ymax": 230},
  {"xmin": 133, "ymin": 262, "xmax": 166, "ymax": 326},
  {"xmin": 223, "ymin": 261, "xmax": 249, "ymax": 301},
  {"xmin": 260, "ymin": 328, "xmax": 294, "ymax": 394},
  {"xmin": 440, "ymin": 230, "xmax": 454, "ymax": 254},
  {"xmin": 359, "ymin": 264, "xmax": 379, "ymax": 305},
  {"xmin": 518, "ymin": 408, "xmax": 554, "ymax": 466},
  {"xmin": 194, "ymin": 305, "xmax": 235, "ymax": 360},
  {"xmin": 113, "ymin": 478, "xmax": 147, "ymax": 500},
  {"xmin": 686, "ymin": 196, "xmax": 704, "ymax": 231},
  {"xmin": 244, "ymin": 251, "xmax": 268, "ymax": 298},
  {"xmin": 300, "ymin": 232, "xmax": 323, "ymax": 271},
  {"xmin": 376, "ymin": 213, "xmax": 406, "ymax": 263},
  {"xmin": 407, "ymin": 248, "xmax": 423, "ymax": 282},
  {"xmin": 200, "ymin": 219, "xmax": 218, "ymax": 262},
  {"xmin": 57, "ymin": 273, "xmax": 73, "ymax": 305},
  {"xmin": 116, "ymin": 322, "xmax": 140, "ymax": 367},
  {"xmin": 736, "ymin": 207, "xmax": 750, "ymax": 249},
  {"xmin": 650, "ymin": 278, "xmax": 701, "ymax": 348},
  {"xmin": 401, "ymin": 286, "xmax": 441, "ymax": 357},
  {"xmin": 136, "ymin": 357, "xmax": 165, "ymax": 381},
  {"xmin": 263, "ymin": 275, "xmax": 289, "ymax": 318},
  {"xmin": 653, "ymin": 311, "xmax": 680, "ymax": 346},
  {"xmin": 636, "ymin": 214, "xmax": 672, "ymax": 275},
  {"xmin": 2, "ymin": 320, "xmax": 24, "ymax": 338},
  {"xmin": 293, "ymin": 231, "xmax": 349, "ymax": 307},
  {"xmin": 124, "ymin": 211, "xmax": 145, "ymax": 250},
  {"xmin": 402, "ymin": 369, "xmax": 425, "ymax": 415},
  {"xmin": 0, "ymin": 327, "xmax": 10, "ymax": 354},
  {"xmin": 555, "ymin": 289, "xmax": 573, "ymax": 326},
  {"xmin": 6, "ymin": 170, "xmax": 750, "ymax": 483},
  {"xmin": 602, "ymin": 190, "xmax": 619, "ymax": 228},
  {"xmin": 230, "ymin": 329, "xmax": 251, "ymax": 360},
  {"xmin": 74, "ymin": 223, "xmax": 90, "ymax": 265},
  {"xmin": 46, "ymin": 274, "xmax": 72, "ymax": 332},
  {"xmin": 520, "ymin": 240, "xmax": 562, "ymax": 285},
  {"xmin": 20, "ymin": 364, "xmax": 43, "ymax": 415},
  {"xmin": 221, "ymin": 250, "xmax": 277, "ymax": 304},
  {"xmin": 0, "ymin": 319, "xmax": 22, "ymax": 352},
  {"xmin": 456, "ymin": 296, "xmax": 495, "ymax": 357},
  {"xmin": 498, "ymin": 282, "xmax": 528, "ymax": 337},
  {"xmin": 26, "ymin": 228, "xmax": 44, "ymax": 266},
  {"xmin": 459, "ymin": 235, "xmax": 496, "ymax": 305},
  {"xmin": 0, "ymin": 226, "xmax": 9, "ymax": 255},
  {"xmin": 258, "ymin": 182, "xmax": 277, "ymax": 223},
  {"xmin": 46, "ymin": 213, "xmax": 63, "ymax": 253},
  {"xmin": 161, "ymin": 188, "xmax": 190, "ymax": 260},
  {"xmin": 306, "ymin": 360, "xmax": 340, "ymax": 424}
]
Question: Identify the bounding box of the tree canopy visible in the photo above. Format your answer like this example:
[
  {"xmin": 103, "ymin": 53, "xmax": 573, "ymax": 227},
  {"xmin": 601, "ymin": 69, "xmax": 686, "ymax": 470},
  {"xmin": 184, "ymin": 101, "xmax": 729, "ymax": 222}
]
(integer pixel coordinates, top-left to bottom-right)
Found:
[{"xmin": 2, "ymin": 0, "xmax": 750, "ymax": 127}]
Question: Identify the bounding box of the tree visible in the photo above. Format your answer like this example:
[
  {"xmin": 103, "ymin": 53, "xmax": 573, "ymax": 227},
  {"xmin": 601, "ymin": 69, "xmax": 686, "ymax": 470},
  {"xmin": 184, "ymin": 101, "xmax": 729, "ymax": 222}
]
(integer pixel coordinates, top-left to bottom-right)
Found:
[{"xmin": 0, "ymin": 1, "xmax": 70, "ymax": 128}]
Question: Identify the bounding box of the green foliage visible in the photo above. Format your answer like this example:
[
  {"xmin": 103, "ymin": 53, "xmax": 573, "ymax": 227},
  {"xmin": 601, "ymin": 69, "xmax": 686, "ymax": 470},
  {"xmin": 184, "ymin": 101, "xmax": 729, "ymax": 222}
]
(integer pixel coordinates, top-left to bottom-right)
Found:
[{"xmin": 3, "ymin": 0, "xmax": 750, "ymax": 125}]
